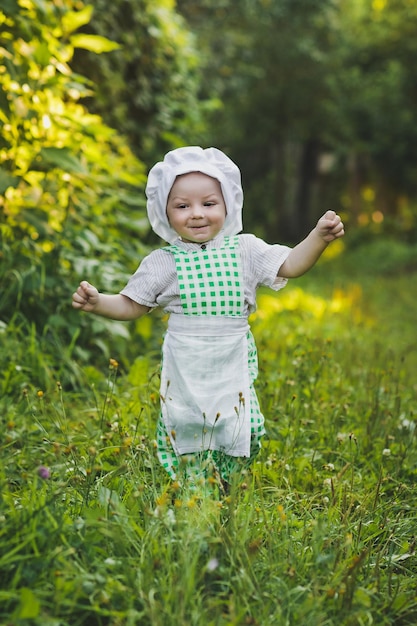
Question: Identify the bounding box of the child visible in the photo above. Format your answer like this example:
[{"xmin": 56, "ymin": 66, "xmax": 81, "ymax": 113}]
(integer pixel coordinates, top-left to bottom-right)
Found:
[{"xmin": 72, "ymin": 146, "xmax": 344, "ymax": 487}]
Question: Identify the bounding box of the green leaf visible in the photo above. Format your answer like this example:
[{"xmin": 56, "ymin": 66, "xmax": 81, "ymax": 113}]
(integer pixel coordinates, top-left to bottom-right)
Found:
[
  {"xmin": 39, "ymin": 147, "xmax": 87, "ymax": 174},
  {"xmin": 1, "ymin": 0, "xmax": 19, "ymax": 16},
  {"xmin": 33, "ymin": 41, "xmax": 51, "ymax": 67},
  {"xmin": 0, "ymin": 170, "xmax": 19, "ymax": 194},
  {"xmin": 70, "ymin": 34, "xmax": 120, "ymax": 54},
  {"xmin": 15, "ymin": 587, "xmax": 40, "ymax": 619}
]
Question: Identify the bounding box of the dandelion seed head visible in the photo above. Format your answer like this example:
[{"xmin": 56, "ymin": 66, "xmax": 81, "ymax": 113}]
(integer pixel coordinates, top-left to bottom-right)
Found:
[
  {"xmin": 166, "ymin": 508, "xmax": 176, "ymax": 525},
  {"xmin": 399, "ymin": 418, "xmax": 415, "ymax": 431}
]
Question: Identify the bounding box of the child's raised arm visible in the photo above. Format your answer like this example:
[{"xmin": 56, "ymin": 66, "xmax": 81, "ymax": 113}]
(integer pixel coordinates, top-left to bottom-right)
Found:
[
  {"xmin": 72, "ymin": 280, "xmax": 149, "ymax": 321},
  {"xmin": 278, "ymin": 210, "xmax": 344, "ymax": 279}
]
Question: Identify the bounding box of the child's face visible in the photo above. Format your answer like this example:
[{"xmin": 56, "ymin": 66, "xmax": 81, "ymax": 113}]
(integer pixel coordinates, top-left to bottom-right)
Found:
[{"xmin": 166, "ymin": 172, "xmax": 226, "ymax": 243}]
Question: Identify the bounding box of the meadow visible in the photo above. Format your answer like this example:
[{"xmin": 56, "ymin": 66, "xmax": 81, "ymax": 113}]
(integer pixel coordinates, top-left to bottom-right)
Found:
[{"xmin": 1, "ymin": 240, "xmax": 417, "ymax": 626}]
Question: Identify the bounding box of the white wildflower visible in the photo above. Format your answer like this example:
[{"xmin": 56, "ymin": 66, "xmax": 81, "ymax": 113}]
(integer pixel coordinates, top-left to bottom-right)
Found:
[{"xmin": 206, "ymin": 558, "xmax": 219, "ymax": 572}]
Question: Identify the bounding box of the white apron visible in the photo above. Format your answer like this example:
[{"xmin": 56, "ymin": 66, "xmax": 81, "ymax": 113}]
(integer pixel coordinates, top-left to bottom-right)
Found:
[{"xmin": 160, "ymin": 237, "xmax": 252, "ymax": 457}]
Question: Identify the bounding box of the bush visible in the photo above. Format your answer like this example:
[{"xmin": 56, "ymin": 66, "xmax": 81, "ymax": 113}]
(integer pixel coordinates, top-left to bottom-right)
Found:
[{"xmin": 0, "ymin": 0, "xmax": 154, "ymax": 378}]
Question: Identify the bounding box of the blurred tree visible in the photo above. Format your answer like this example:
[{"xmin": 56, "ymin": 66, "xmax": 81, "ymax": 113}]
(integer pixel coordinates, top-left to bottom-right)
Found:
[
  {"xmin": 331, "ymin": 0, "xmax": 417, "ymax": 236},
  {"xmin": 70, "ymin": 0, "xmax": 209, "ymax": 164},
  {"xmin": 177, "ymin": 0, "xmax": 417, "ymax": 242},
  {"xmin": 177, "ymin": 0, "xmax": 340, "ymax": 241}
]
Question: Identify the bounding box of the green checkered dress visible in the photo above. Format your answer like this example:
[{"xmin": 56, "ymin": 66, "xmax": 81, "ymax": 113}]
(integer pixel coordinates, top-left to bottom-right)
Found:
[{"xmin": 156, "ymin": 236, "xmax": 265, "ymax": 482}]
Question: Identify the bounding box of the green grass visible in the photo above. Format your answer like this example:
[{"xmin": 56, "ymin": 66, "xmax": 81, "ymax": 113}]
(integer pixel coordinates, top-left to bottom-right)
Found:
[{"xmin": 1, "ymin": 254, "xmax": 416, "ymax": 625}]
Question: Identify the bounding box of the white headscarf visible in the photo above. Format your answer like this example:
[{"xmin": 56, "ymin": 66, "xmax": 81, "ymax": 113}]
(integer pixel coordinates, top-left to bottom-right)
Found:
[{"xmin": 145, "ymin": 146, "xmax": 243, "ymax": 243}]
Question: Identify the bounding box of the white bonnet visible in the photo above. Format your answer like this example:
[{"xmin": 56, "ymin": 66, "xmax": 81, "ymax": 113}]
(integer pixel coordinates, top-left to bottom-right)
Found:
[{"xmin": 145, "ymin": 146, "xmax": 243, "ymax": 243}]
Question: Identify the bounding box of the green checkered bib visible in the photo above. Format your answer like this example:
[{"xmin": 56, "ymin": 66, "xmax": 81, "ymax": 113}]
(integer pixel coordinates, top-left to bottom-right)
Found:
[{"xmin": 165, "ymin": 236, "xmax": 244, "ymax": 317}]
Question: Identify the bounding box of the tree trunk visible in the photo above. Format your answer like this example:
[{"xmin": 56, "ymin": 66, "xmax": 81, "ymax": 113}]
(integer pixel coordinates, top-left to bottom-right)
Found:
[{"xmin": 292, "ymin": 139, "xmax": 318, "ymax": 241}]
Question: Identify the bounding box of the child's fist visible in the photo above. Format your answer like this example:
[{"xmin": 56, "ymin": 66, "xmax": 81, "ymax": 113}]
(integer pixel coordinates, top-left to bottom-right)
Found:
[
  {"xmin": 72, "ymin": 281, "xmax": 99, "ymax": 311},
  {"xmin": 316, "ymin": 210, "xmax": 345, "ymax": 242}
]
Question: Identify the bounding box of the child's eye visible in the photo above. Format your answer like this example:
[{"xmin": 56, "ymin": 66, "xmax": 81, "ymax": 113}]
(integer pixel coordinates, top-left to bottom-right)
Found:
[{"xmin": 204, "ymin": 201, "xmax": 216, "ymax": 207}]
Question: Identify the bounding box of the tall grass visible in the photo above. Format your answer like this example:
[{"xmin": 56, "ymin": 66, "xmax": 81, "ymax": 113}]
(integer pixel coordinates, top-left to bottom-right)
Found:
[{"xmin": 1, "ymin": 258, "xmax": 416, "ymax": 625}]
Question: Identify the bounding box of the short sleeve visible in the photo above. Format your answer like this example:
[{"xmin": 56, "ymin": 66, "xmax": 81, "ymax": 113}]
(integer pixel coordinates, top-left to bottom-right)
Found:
[
  {"xmin": 239, "ymin": 234, "xmax": 291, "ymax": 292},
  {"xmin": 120, "ymin": 250, "xmax": 174, "ymax": 308}
]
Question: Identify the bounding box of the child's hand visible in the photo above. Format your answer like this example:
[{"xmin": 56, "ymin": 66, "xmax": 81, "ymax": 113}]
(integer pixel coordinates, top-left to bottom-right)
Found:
[
  {"xmin": 72, "ymin": 281, "xmax": 100, "ymax": 312},
  {"xmin": 315, "ymin": 210, "xmax": 345, "ymax": 243}
]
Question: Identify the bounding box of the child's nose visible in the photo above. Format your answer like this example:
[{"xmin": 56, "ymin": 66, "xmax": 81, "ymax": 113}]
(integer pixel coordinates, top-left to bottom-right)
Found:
[{"xmin": 191, "ymin": 205, "xmax": 205, "ymax": 218}]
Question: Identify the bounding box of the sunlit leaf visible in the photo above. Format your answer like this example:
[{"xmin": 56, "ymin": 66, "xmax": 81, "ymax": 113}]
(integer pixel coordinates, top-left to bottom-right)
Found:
[
  {"xmin": 62, "ymin": 6, "xmax": 93, "ymax": 35},
  {"xmin": 33, "ymin": 41, "xmax": 50, "ymax": 67},
  {"xmin": 70, "ymin": 34, "xmax": 120, "ymax": 54}
]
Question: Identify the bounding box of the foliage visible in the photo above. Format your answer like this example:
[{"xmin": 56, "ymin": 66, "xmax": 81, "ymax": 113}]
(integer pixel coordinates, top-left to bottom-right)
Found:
[
  {"xmin": 1, "ymin": 263, "xmax": 417, "ymax": 625},
  {"xmin": 70, "ymin": 0, "xmax": 210, "ymax": 164},
  {"xmin": 177, "ymin": 0, "xmax": 347, "ymax": 240},
  {"xmin": 337, "ymin": 237, "xmax": 417, "ymax": 275},
  {"xmin": 0, "ymin": 0, "xmax": 153, "ymax": 373},
  {"xmin": 177, "ymin": 0, "xmax": 417, "ymax": 242},
  {"xmin": 329, "ymin": 0, "xmax": 417, "ymax": 228}
]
